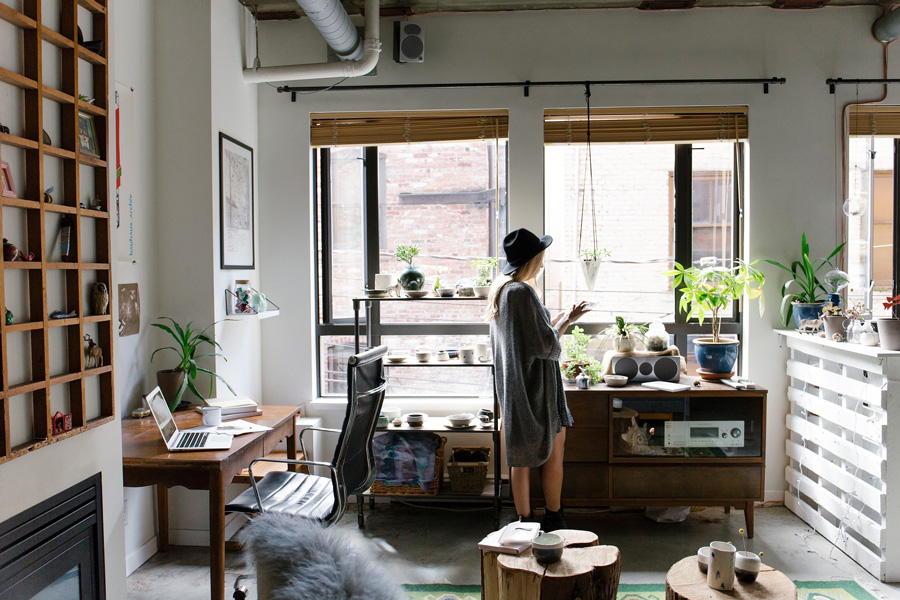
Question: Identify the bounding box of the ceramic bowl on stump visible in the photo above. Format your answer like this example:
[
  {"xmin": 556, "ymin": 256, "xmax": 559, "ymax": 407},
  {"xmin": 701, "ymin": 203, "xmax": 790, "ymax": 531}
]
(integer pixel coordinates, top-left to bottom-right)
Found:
[
  {"xmin": 697, "ymin": 546, "xmax": 712, "ymax": 573},
  {"xmin": 604, "ymin": 374, "xmax": 628, "ymax": 387},
  {"xmin": 734, "ymin": 551, "xmax": 761, "ymax": 583},
  {"xmin": 532, "ymin": 532, "xmax": 565, "ymax": 564},
  {"xmin": 447, "ymin": 413, "xmax": 474, "ymax": 427}
]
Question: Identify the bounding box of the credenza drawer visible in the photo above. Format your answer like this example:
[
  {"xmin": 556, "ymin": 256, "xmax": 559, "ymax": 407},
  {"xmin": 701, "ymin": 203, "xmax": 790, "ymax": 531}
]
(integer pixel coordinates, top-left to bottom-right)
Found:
[
  {"xmin": 530, "ymin": 464, "xmax": 609, "ymax": 499},
  {"xmin": 611, "ymin": 466, "xmax": 762, "ymax": 499},
  {"xmin": 567, "ymin": 395, "xmax": 608, "ymax": 427},
  {"xmin": 565, "ymin": 428, "xmax": 608, "ymax": 462}
]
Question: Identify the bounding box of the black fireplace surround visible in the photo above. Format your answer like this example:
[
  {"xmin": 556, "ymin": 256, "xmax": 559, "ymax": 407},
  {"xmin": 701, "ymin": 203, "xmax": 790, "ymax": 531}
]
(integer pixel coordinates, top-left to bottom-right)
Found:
[{"xmin": 0, "ymin": 473, "xmax": 106, "ymax": 599}]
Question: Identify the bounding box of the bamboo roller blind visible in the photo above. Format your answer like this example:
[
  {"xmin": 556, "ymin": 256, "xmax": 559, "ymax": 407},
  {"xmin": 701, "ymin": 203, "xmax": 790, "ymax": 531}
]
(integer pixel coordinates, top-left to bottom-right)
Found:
[
  {"xmin": 544, "ymin": 107, "xmax": 748, "ymax": 144},
  {"xmin": 310, "ymin": 110, "xmax": 509, "ymax": 146},
  {"xmin": 849, "ymin": 106, "xmax": 900, "ymax": 137}
]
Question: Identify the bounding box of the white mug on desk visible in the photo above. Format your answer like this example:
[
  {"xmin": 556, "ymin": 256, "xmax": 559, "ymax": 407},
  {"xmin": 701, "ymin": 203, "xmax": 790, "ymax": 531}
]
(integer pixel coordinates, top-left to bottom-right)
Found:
[{"xmin": 201, "ymin": 406, "xmax": 222, "ymax": 427}]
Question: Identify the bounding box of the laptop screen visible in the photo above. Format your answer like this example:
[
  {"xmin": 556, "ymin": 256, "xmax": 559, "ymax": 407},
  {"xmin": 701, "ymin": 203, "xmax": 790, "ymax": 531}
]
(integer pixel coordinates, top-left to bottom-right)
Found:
[{"xmin": 148, "ymin": 389, "xmax": 178, "ymax": 444}]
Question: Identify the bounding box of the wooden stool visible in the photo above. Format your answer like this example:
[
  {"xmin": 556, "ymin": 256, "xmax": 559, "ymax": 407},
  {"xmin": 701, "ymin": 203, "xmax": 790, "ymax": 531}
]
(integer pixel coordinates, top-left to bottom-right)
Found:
[
  {"xmin": 481, "ymin": 529, "xmax": 620, "ymax": 600},
  {"xmin": 665, "ymin": 556, "xmax": 797, "ymax": 600}
]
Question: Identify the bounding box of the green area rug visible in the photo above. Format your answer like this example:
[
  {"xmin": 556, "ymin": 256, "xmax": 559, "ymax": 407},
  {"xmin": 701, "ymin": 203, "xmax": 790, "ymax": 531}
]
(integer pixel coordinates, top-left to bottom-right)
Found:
[{"xmin": 403, "ymin": 581, "xmax": 878, "ymax": 600}]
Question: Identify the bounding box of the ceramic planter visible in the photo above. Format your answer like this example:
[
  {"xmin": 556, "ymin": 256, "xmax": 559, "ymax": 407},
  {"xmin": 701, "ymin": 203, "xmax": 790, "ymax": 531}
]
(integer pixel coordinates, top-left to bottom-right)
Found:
[
  {"xmin": 877, "ymin": 318, "xmax": 900, "ymax": 351},
  {"xmin": 822, "ymin": 315, "xmax": 846, "ymax": 342},
  {"xmin": 156, "ymin": 368, "xmax": 186, "ymax": 411},
  {"xmin": 613, "ymin": 335, "xmax": 635, "ymax": 353},
  {"xmin": 693, "ymin": 338, "xmax": 739, "ymax": 374},
  {"xmin": 792, "ymin": 301, "xmax": 826, "ymax": 331},
  {"xmin": 581, "ymin": 258, "xmax": 602, "ymax": 291}
]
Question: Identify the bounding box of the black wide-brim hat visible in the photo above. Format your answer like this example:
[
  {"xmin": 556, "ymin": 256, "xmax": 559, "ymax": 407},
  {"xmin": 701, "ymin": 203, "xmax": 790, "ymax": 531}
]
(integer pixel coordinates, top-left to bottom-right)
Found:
[{"xmin": 502, "ymin": 228, "xmax": 553, "ymax": 275}]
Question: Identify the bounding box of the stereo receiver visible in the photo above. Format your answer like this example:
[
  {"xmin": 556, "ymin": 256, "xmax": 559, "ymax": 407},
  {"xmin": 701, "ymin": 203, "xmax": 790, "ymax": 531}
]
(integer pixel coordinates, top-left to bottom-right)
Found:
[{"xmin": 664, "ymin": 421, "xmax": 745, "ymax": 448}]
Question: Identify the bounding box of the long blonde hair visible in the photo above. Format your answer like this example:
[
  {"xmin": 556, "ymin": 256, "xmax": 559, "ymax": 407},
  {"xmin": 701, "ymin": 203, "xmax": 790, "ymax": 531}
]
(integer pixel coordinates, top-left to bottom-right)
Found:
[{"xmin": 484, "ymin": 250, "xmax": 545, "ymax": 322}]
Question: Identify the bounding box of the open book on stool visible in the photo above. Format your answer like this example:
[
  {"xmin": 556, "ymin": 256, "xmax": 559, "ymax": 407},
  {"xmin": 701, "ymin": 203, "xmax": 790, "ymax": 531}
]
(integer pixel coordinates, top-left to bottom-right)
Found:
[
  {"xmin": 478, "ymin": 521, "xmax": 540, "ymax": 554},
  {"xmin": 196, "ymin": 396, "xmax": 262, "ymax": 420}
]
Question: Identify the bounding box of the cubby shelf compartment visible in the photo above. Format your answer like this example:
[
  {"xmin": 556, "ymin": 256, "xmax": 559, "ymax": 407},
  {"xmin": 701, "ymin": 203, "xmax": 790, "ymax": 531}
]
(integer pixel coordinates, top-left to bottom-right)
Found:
[
  {"xmin": 224, "ymin": 287, "xmax": 280, "ymax": 319},
  {"xmin": 0, "ymin": 0, "xmax": 113, "ymax": 465}
]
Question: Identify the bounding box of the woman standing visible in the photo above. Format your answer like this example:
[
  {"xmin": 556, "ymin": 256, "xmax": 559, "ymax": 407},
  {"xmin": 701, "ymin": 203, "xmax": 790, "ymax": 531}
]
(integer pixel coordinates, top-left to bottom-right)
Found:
[{"xmin": 486, "ymin": 228, "xmax": 590, "ymax": 531}]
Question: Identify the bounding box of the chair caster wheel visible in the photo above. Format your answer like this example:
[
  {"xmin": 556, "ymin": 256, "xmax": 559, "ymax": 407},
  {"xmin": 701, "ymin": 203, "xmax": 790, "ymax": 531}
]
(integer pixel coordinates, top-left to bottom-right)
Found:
[{"xmin": 233, "ymin": 575, "xmax": 248, "ymax": 600}]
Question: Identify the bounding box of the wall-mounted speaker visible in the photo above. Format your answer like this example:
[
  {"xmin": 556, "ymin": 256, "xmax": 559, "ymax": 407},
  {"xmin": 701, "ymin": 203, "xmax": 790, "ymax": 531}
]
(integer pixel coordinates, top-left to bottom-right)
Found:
[
  {"xmin": 610, "ymin": 355, "xmax": 681, "ymax": 383},
  {"xmin": 394, "ymin": 22, "xmax": 424, "ymax": 63}
]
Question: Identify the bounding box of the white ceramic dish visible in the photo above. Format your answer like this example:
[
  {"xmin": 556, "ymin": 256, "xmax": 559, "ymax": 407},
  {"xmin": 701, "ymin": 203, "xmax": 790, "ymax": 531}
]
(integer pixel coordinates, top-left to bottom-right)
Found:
[
  {"xmin": 386, "ymin": 354, "xmax": 408, "ymax": 363},
  {"xmin": 435, "ymin": 288, "xmax": 455, "ymax": 298},
  {"xmin": 404, "ymin": 289, "xmax": 429, "ymax": 298},
  {"xmin": 447, "ymin": 412, "xmax": 475, "ymax": 427},
  {"xmin": 364, "ymin": 289, "xmax": 389, "ymax": 298},
  {"xmin": 604, "ymin": 374, "xmax": 628, "ymax": 387},
  {"xmin": 445, "ymin": 422, "xmax": 476, "ymax": 429}
]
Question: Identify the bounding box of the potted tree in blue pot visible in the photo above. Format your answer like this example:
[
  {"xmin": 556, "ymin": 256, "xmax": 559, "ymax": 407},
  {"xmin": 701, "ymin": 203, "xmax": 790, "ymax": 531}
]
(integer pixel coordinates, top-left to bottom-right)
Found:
[
  {"xmin": 665, "ymin": 259, "xmax": 766, "ymax": 376},
  {"xmin": 764, "ymin": 232, "xmax": 845, "ymax": 330}
]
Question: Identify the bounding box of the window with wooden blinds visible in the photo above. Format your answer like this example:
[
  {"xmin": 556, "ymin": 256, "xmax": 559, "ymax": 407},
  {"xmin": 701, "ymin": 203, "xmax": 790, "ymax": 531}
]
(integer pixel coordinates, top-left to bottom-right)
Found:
[
  {"xmin": 849, "ymin": 106, "xmax": 900, "ymax": 137},
  {"xmin": 544, "ymin": 107, "xmax": 748, "ymax": 144},
  {"xmin": 310, "ymin": 111, "xmax": 508, "ymax": 147}
]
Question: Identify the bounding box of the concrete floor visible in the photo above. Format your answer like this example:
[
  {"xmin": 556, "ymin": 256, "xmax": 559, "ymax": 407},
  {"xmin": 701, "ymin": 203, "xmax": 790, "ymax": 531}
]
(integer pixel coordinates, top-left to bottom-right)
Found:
[{"xmin": 127, "ymin": 503, "xmax": 900, "ymax": 599}]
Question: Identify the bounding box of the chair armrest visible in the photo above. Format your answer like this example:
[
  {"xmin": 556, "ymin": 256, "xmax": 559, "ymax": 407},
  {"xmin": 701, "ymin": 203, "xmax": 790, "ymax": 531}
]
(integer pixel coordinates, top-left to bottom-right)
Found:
[{"xmin": 297, "ymin": 426, "xmax": 341, "ymax": 459}]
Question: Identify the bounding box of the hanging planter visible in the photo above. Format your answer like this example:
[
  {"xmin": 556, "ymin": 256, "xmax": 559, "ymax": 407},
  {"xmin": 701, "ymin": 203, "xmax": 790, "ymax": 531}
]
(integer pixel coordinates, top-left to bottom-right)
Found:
[{"xmin": 579, "ymin": 248, "xmax": 610, "ymax": 291}]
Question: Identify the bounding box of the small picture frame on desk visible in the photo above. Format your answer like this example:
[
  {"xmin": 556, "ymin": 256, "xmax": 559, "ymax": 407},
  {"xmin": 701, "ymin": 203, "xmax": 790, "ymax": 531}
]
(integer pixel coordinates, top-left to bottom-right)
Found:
[
  {"xmin": 1, "ymin": 161, "xmax": 15, "ymax": 198},
  {"xmin": 78, "ymin": 112, "xmax": 99, "ymax": 156}
]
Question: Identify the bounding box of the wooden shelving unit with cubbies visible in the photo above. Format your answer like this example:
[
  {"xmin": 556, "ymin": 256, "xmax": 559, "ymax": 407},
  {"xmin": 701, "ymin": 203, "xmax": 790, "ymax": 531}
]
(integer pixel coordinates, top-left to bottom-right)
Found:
[{"xmin": 0, "ymin": 0, "xmax": 112, "ymax": 464}]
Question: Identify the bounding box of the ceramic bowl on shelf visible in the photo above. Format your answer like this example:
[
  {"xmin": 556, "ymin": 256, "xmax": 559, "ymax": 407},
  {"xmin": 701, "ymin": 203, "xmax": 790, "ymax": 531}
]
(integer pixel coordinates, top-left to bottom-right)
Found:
[
  {"xmin": 604, "ymin": 374, "xmax": 628, "ymax": 387},
  {"xmin": 435, "ymin": 287, "xmax": 455, "ymax": 298},
  {"xmin": 403, "ymin": 289, "xmax": 429, "ymax": 299},
  {"xmin": 364, "ymin": 289, "xmax": 388, "ymax": 298},
  {"xmin": 447, "ymin": 413, "xmax": 475, "ymax": 427},
  {"xmin": 405, "ymin": 412, "xmax": 427, "ymax": 427},
  {"xmin": 386, "ymin": 352, "xmax": 409, "ymax": 363}
]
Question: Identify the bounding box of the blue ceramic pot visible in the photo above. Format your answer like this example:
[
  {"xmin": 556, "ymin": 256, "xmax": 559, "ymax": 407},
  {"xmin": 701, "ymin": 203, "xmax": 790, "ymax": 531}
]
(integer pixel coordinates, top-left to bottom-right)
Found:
[
  {"xmin": 399, "ymin": 264, "xmax": 425, "ymax": 290},
  {"xmin": 693, "ymin": 338, "xmax": 739, "ymax": 374},
  {"xmin": 792, "ymin": 302, "xmax": 826, "ymax": 329},
  {"xmin": 827, "ymin": 292, "xmax": 843, "ymax": 309}
]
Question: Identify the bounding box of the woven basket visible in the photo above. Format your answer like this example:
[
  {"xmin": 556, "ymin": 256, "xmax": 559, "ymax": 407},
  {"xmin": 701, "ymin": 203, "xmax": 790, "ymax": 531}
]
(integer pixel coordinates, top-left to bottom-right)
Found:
[
  {"xmin": 447, "ymin": 446, "xmax": 490, "ymax": 494},
  {"xmin": 370, "ymin": 436, "xmax": 446, "ymax": 496}
]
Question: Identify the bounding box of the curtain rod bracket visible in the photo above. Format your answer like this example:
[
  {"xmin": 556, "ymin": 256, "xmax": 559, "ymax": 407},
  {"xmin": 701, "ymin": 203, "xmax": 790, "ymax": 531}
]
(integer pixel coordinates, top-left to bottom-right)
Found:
[
  {"xmin": 524, "ymin": 80, "xmax": 530, "ymax": 97},
  {"xmin": 764, "ymin": 82, "xmax": 769, "ymax": 94}
]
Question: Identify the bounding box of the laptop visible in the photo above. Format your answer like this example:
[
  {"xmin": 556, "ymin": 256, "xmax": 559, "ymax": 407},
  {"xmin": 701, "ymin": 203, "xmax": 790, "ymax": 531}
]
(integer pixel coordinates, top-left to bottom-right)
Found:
[{"xmin": 145, "ymin": 387, "xmax": 233, "ymax": 451}]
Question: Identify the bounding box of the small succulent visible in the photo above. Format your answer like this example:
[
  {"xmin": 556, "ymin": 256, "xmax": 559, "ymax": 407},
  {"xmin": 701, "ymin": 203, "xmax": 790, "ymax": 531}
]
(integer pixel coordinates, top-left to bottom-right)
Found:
[
  {"xmin": 821, "ymin": 303, "xmax": 842, "ymax": 317},
  {"xmin": 580, "ymin": 248, "xmax": 611, "ymax": 261},
  {"xmin": 394, "ymin": 245, "xmax": 420, "ymax": 265}
]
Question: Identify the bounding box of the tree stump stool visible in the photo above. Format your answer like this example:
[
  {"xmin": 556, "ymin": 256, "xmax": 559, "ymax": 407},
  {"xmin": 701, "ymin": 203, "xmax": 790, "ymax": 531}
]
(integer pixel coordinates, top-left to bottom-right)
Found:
[
  {"xmin": 665, "ymin": 556, "xmax": 797, "ymax": 600},
  {"xmin": 481, "ymin": 529, "xmax": 620, "ymax": 600}
]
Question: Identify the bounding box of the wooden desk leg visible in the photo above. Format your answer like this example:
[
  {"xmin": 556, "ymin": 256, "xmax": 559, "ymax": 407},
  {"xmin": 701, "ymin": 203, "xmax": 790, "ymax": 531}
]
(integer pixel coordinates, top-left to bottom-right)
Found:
[
  {"xmin": 210, "ymin": 471, "xmax": 226, "ymax": 600},
  {"xmin": 156, "ymin": 485, "xmax": 169, "ymax": 552},
  {"xmin": 745, "ymin": 501, "xmax": 754, "ymax": 538}
]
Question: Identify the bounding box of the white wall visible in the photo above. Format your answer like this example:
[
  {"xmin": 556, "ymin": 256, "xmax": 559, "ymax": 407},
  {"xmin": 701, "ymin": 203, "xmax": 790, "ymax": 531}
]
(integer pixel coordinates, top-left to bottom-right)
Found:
[{"xmin": 256, "ymin": 7, "xmax": 896, "ymax": 501}]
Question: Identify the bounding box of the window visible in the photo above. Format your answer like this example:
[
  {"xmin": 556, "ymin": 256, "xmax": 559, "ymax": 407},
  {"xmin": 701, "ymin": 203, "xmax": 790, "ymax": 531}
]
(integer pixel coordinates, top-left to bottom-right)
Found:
[
  {"xmin": 314, "ymin": 112, "xmax": 508, "ymax": 396},
  {"xmin": 543, "ymin": 108, "xmax": 747, "ymax": 369},
  {"xmin": 847, "ymin": 106, "xmax": 899, "ymax": 316}
]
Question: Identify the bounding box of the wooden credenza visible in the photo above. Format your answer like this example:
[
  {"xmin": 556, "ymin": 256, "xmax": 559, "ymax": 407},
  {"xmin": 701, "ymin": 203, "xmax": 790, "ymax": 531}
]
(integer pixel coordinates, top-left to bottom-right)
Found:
[{"xmin": 533, "ymin": 377, "xmax": 767, "ymax": 536}]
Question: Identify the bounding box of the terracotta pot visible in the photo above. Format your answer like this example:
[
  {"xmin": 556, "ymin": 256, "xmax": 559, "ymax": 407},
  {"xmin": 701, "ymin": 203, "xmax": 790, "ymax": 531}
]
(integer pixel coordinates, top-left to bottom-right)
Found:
[{"xmin": 156, "ymin": 369, "xmax": 186, "ymax": 411}]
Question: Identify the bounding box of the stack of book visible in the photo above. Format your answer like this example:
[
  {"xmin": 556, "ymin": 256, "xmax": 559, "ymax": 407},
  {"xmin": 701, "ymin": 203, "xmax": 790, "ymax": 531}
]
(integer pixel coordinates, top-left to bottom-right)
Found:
[
  {"xmin": 197, "ymin": 396, "xmax": 261, "ymax": 420},
  {"xmin": 477, "ymin": 521, "xmax": 540, "ymax": 555}
]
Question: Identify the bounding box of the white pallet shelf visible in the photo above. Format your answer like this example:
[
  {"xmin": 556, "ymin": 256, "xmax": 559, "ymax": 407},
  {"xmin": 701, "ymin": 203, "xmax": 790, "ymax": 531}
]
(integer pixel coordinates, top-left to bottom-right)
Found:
[{"xmin": 779, "ymin": 330, "xmax": 900, "ymax": 582}]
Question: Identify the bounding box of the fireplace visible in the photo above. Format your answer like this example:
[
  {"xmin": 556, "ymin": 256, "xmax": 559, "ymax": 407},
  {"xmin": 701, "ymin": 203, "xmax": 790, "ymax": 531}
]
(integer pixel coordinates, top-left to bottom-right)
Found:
[{"xmin": 0, "ymin": 474, "xmax": 105, "ymax": 599}]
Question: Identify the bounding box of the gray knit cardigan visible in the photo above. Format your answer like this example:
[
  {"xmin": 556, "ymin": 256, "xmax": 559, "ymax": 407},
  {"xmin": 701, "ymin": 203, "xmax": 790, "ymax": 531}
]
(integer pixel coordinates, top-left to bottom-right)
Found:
[{"xmin": 490, "ymin": 281, "xmax": 573, "ymax": 468}]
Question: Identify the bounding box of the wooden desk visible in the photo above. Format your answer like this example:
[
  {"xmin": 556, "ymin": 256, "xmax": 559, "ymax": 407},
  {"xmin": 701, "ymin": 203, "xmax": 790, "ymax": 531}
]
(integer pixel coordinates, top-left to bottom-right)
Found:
[{"xmin": 122, "ymin": 405, "xmax": 300, "ymax": 600}]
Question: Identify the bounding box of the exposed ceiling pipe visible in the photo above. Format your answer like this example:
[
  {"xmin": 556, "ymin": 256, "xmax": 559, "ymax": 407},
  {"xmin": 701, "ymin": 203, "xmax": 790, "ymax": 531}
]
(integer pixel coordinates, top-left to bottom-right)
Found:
[
  {"xmin": 873, "ymin": 7, "xmax": 900, "ymax": 43},
  {"xmin": 243, "ymin": 0, "xmax": 381, "ymax": 84}
]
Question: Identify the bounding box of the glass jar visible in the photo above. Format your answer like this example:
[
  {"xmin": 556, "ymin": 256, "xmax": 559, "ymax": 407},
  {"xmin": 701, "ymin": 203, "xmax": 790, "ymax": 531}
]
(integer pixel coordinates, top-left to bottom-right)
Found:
[{"xmin": 645, "ymin": 321, "xmax": 669, "ymax": 352}]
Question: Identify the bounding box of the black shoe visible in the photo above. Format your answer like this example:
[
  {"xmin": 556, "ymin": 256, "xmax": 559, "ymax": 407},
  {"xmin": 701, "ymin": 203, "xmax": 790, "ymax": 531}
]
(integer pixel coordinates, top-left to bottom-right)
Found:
[
  {"xmin": 541, "ymin": 508, "xmax": 568, "ymax": 531},
  {"xmin": 508, "ymin": 510, "xmax": 537, "ymax": 526}
]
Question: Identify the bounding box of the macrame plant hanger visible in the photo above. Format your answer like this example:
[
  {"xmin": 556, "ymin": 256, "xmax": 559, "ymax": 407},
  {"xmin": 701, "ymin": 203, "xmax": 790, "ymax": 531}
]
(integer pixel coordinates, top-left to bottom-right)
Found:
[{"xmin": 578, "ymin": 83, "xmax": 603, "ymax": 291}]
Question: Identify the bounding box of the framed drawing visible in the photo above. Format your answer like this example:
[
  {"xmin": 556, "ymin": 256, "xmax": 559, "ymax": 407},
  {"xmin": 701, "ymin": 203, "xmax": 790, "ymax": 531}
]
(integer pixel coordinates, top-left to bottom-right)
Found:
[
  {"xmin": 78, "ymin": 112, "xmax": 99, "ymax": 156},
  {"xmin": 1, "ymin": 161, "xmax": 15, "ymax": 198},
  {"xmin": 219, "ymin": 133, "xmax": 254, "ymax": 269}
]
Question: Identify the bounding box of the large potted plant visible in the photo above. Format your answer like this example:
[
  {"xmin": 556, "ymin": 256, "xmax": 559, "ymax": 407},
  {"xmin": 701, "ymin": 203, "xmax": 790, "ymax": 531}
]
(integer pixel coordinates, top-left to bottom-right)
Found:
[
  {"xmin": 151, "ymin": 317, "xmax": 236, "ymax": 410},
  {"xmin": 878, "ymin": 294, "xmax": 900, "ymax": 351},
  {"xmin": 764, "ymin": 233, "xmax": 845, "ymax": 329},
  {"xmin": 665, "ymin": 259, "xmax": 765, "ymax": 375},
  {"xmin": 394, "ymin": 244, "xmax": 425, "ymax": 291},
  {"xmin": 560, "ymin": 325, "xmax": 602, "ymax": 383}
]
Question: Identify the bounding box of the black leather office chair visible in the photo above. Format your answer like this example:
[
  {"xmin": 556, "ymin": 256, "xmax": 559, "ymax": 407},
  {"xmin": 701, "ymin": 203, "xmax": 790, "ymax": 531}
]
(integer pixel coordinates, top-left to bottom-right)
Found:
[{"xmin": 225, "ymin": 345, "xmax": 388, "ymax": 527}]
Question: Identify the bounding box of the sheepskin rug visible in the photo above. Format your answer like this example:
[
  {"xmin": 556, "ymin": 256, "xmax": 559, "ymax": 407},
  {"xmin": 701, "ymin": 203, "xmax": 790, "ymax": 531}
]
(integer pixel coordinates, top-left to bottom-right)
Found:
[{"xmin": 240, "ymin": 513, "xmax": 406, "ymax": 600}]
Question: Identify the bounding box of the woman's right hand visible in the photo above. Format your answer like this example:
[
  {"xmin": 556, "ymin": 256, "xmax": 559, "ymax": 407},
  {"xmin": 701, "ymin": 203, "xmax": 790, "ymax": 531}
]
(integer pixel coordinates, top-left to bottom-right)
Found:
[{"xmin": 563, "ymin": 300, "xmax": 591, "ymax": 325}]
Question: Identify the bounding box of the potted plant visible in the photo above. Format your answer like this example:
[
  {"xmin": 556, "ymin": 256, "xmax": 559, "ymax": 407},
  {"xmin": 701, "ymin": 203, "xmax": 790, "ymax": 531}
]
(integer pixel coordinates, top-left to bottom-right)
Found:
[
  {"xmin": 600, "ymin": 315, "xmax": 647, "ymax": 353},
  {"xmin": 820, "ymin": 303, "xmax": 846, "ymax": 342},
  {"xmin": 394, "ymin": 244, "xmax": 425, "ymax": 291},
  {"xmin": 764, "ymin": 232, "xmax": 845, "ymax": 329},
  {"xmin": 665, "ymin": 259, "xmax": 765, "ymax": 375},
  {"xmin": 471, "ymin": 257, "xmax": 499, "ymax": 297},
  {"xmin": 151, "ymin": 317, "xmax": 236, "ymax": 410},
  {"xmin": 878, "ymin": 294, "xmax": 900, "ymax": 350},
  {"xmin": 580, "ymin": 247, "xmax": 610, "ymax": 291},
  {"xmin": 560, "ymin": 325, "xmax": 602, "ymax": 383}
]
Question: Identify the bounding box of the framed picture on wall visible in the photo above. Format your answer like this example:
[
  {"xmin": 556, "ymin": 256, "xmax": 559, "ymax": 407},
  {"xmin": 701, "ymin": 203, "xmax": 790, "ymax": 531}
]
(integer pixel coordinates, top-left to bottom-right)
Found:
[
  {"xmin": 219, "ymin": 133, "xmax": 254, "ymax": 269},
  {"xmin": 78, "ymin": 112, "xmax": 99, "ymax": 156},
  {"xmin": 1, "ymin": 161, "xmax": 15, "ymax": 198}
]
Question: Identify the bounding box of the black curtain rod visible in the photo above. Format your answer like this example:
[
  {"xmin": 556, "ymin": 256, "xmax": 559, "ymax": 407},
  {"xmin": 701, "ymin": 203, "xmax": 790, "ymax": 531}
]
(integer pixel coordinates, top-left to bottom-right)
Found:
[
  {"xmin": 827, "ymin": 78, "xmax": 900, "ymax": 94},
  {"xmin": 278, "ymin": 77, "xmax": 786, "ymax": 101}
]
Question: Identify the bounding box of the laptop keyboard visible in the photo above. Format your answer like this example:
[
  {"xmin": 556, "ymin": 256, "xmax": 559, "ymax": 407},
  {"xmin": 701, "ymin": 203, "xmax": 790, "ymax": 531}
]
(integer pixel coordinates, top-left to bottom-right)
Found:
[{"xmin": 176, "ymin": 432, "xmax": 208, "ymax": 449}]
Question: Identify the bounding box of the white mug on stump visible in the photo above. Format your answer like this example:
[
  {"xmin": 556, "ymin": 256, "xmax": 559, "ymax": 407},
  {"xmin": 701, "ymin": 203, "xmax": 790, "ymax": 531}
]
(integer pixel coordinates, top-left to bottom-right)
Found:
[
  {"xmin": 201, "ymin": 406, "xmax": 222, "ymax": 427},
  {"xmin": 706, "ymin": 541, "xmax": 736, "ymax": 591}
]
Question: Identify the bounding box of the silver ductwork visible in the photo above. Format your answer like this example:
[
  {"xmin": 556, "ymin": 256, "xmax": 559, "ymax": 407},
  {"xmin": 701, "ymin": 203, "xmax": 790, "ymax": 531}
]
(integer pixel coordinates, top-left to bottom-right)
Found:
[
  {"xmin": 243, "ymin": 0, "xmax": 381, "ymax": 83},
  {"xmin": 873, "ymin": 8, "xmax": 900, "ymax": 43}
]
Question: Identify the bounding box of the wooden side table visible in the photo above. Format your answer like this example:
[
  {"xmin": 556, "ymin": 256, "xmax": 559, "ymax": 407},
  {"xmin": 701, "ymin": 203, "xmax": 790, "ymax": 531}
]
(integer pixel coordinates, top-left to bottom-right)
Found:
[
  {"xmin": 481, "ymin": 529, "xmax": 620, "ymax": 600},
  {"xmin": 665, "ymin": 556, "xmax": 797, "ymax": 600}
]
